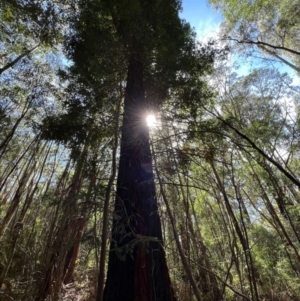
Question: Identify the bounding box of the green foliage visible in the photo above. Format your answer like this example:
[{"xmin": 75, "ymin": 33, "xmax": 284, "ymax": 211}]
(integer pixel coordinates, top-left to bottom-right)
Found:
[
  {"xmin": 0, "ymin": 0, "xmax": 63, "ymax": 46},
  {"xmin": 2, "ymin": 0, "xmax": 300, "ymax": 300},
  {"xmin": 209, "ymin": 0, "xmax": 300, "ymax": 71},
  {"xmin": 111, "ymin": 234, "xmax": 160, "ymax": 261},
  {"xmin": 41, "ymin": 113, "xmax": 90, "ymax": 145}
]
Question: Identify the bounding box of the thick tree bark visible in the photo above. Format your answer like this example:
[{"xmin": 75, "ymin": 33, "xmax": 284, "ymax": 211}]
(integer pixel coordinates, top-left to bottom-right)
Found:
[{"xmin": 102, "ymin": 53, "xmax": 176, "ymax": 301}]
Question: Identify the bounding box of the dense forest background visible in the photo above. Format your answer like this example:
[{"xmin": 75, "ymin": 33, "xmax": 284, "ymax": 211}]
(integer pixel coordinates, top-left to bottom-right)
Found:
[{"xmin": 1, "ymin": 0, "xmax": 300, "ymax": 300}]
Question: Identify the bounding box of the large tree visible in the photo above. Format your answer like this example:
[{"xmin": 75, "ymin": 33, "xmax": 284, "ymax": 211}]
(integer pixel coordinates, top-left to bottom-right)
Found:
[
  {"xmin": 3, "ymin": 0, "xmax": 300, "ymax": 300},
  {"xmin": 50, "ymin": 0, "xmax": 213, "ymax": 299},
  {"xmin": 63, "ymin": 0, "xmax": 214, "ymax": 300}
]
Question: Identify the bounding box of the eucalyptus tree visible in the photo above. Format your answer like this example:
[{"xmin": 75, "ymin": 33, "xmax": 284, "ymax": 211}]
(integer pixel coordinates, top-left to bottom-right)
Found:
[
  {"xmin": 150, "ymin": 119, "xmax": 224, "ymax": 300},
  {"xmin": 208, "ymin": 0, "xmax": 300, "ymax": 73},
  {"xmin": 144, "ymin": 61, "xmax": 300, "ymax": 300},
  {"xmin": 191, "ymin": 67, "xmax": 300, "ymax": 300}
]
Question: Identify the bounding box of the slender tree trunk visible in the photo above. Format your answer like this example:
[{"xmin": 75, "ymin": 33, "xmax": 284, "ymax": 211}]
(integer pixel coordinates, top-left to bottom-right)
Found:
[
  {"xmin": 63, "ymin": 214, "xmax": 88, "ymax": 284},
  {"xmin": 63, "ymin": 159, "xmax": 98, "ymax": 284},
  {"xmin": 0, "ymin": 95, "xmax": 33, "ymax": 158},
  {"xmin": 206, "ymin": 109, "xmax": 300, "ymax": 189},
  {"xmin": 0, "ymin": 140, "xmax": 42, "ymax": 238},
  {"xmin": 97, "ymin": 89, "xmax": 121, "ymax": 301},
  {"xmin": 251, "ymin": 172, "xmax": 300, "ymax": 261},
  {"xmin": 17, "ymin": 142, "xmax": 51, "ymax": 224},
  {"xmin": 211, "ymin": 161, "xmax": 259, "ymax": 301},
  {"xmin": 103, "ymin": 53, "xmax": 176, "ymax": 301},
  {"xmin": 153, "ymin": 148, "xmax": 203, "ymax": 301},
  {"xmin": 35, "ymin": 147, "xmax": 87, "ymax": 301},
  {"xmin": 0, "ymin": 135, "xmax": 39, "ymax": 193},
  {"xmin": 0, "ymin": 44, "xmax": 39, "ymax": 75},
  {"xmin": 170, "ymin": 130, "xmax": 222, "ymax": 300}
]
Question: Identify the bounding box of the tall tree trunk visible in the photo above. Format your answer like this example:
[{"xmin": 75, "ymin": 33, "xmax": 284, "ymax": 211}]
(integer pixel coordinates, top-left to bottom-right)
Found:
[
  {"xmin": 103, "ymin": 53, "xmax": 176, "ymax": 301},
  {"xmin": 97, "ymin": 90, "xmax": 121, "ymax": 301}
]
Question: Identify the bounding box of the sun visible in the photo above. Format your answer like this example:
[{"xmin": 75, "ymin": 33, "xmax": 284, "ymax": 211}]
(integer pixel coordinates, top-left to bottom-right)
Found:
[{"xmin": 146, "ymin": 114, "xmax": 156, "ymax": 127}]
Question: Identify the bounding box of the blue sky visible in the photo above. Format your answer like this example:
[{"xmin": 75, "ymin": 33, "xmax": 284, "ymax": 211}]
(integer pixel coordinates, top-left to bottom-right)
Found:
[
  {"xmin": 180, "ymin": 0, "xmax": 223, "ymax": 41},
  {"xmin": 180, "ymin": 0, "xmax": 300, "ymax": 85}
]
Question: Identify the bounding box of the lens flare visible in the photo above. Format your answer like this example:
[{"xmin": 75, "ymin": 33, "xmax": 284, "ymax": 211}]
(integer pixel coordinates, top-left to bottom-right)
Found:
[{"xmin": 146, "ymin": 114, "xmax": 156, "ymax": 127}]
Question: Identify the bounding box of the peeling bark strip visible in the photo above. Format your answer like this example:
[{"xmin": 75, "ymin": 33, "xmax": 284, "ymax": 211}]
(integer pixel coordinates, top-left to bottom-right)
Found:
[{"xmin": 102, "ymin": 54, "xmax": 176, "ymax": 301}]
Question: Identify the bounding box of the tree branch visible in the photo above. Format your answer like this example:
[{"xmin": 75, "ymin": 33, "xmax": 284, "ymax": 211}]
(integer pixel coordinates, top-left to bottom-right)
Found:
[
  {"xmin": 205, "ymin": 108, "xmax": 300, "ymax": 189},
  {"xmin": 0, "ymin": 44, "xmax": 39, "ymax": 75},
  {"xmin": 229, "ymin": 37, "xmax": 300, "ymax": 56}
]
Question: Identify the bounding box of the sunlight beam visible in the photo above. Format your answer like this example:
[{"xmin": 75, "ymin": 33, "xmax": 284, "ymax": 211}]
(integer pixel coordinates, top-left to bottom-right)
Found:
[{"xmin": 146, "ymin": 114, "xmax": 156, "ymax": 127}]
